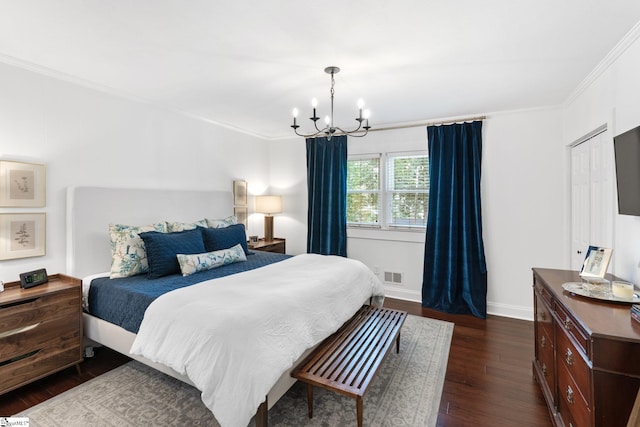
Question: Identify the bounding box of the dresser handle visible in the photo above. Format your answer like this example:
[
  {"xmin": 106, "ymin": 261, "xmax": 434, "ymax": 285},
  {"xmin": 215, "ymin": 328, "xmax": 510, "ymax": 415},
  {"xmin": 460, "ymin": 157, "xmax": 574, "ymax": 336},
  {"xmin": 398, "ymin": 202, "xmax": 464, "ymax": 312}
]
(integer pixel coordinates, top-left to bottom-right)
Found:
[
  {"xmin": 540, "ymin": 311, "xmax": 546, "ymax": 321},
  {"xmin": 566, "ymin": 348, "xmax": 573, "ymax": 366},
  {"xmin": 564, "ymin": 317, "xmax": 572, "ymax": 330},
  {"xmin": 541, "ymin": 363, "xmax": 547, "ymax": 376},
  {"xmin": 541, "ymin": 336, "xmax": 546, "ymax": 348},
  {"xmin": 567, "ymin": 385, "xmax": 574, "ymax": 404},
  {"xmin": 0, "ymin": 323, "xmax": 40, "ymax": 339}
]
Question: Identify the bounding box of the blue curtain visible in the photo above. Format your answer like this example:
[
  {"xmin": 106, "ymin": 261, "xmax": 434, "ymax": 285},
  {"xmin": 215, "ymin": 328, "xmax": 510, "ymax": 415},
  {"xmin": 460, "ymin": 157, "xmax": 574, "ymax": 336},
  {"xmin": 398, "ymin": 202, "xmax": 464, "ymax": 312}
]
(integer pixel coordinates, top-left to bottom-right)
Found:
[
  {"xmin": 422, "ymin": 121, "xmax": 487, "ymax": 318},
  {"xmin": 306, "ymin": 135, "xmax": 347, "ymax": 256}
]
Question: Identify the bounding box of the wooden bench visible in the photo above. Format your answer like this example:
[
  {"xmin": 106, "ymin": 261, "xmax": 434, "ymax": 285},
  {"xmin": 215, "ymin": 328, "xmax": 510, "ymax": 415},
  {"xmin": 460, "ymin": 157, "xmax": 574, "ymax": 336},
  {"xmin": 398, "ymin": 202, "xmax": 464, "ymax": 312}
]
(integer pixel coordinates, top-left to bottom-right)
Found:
[{"xmin": 291, "ymin": 305, "xmax": 407, "ymax": 427}]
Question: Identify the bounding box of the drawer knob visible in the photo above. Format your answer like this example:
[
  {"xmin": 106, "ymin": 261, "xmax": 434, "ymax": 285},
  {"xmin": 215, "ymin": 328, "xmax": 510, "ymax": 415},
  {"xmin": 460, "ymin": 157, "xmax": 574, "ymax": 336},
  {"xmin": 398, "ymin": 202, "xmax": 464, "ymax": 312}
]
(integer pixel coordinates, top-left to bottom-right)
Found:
[
  {"xmin": 542, "ymin": 363, "xmax": 547, "ymax": 376},
  {"xmin": 540, "ymin": 311, "xmax": 546, "ymax": 321},
  {"xmin": 567, "ymin": 385, "xmax": 574, "ymax": 404},
  {"xmin": 564, "ymin": 316, "xmax": 572, "ymax": 330},
  {"xmin": 541, "ymin": 336, "xmax": 546, "ymax": 348},
  {"xmin": 566, "ymin": 348, "xmax": 573, "ymax": 366}
]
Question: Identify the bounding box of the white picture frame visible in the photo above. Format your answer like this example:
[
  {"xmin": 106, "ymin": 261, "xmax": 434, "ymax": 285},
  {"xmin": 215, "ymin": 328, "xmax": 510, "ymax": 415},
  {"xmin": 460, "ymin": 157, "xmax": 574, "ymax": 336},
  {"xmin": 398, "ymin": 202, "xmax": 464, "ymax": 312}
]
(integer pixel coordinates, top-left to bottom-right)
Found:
[
  {"xmin": 0, "ymin": 160, "xmax": 46, "ymax": 207},
  {"xmin": 0, "ymin": 213, "xmax": 46, "ymax": 260},
  {"xmin": 579, "ymin": 246, "xmax": 613, "ymax": 280}
]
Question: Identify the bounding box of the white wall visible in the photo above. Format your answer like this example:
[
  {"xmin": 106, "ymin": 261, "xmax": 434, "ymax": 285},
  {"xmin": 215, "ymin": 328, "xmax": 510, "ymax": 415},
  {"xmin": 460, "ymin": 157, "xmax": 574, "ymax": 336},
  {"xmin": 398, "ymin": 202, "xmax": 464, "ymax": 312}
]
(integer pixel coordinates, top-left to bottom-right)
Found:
[
  {"xmin": 564, "ymin": 27, "xmax": 640, "ymax": 285},
  {"xmin": 0, "ymin": 61, "xmax": 270, "ymax": 282},
  {"xmin": 270, "ymin": 109, "xmax": 567, "ymax": 320}
]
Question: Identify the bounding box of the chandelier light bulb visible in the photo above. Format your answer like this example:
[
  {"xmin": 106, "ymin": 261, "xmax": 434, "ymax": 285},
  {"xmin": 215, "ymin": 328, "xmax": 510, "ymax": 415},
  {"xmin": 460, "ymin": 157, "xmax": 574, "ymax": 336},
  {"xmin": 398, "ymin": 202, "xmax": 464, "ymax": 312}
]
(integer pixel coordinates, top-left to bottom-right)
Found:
[
  {"xmin": 312, "ymin": 98, "xmax": 318, "ymax": 108},
  {"xmin": 324, "ymin": 115, "xmax": 331, "ymax": 125},
  {"xmin": 292, "ymin": 108, "xmax": 299, "ymax": 118},
  {"xmin": 364, "ymin": 109, "xmax": 371, "ymax": 119},
  {"xmin": 357, "ymin": 99, "xmax": 365, "ymax": 109}
]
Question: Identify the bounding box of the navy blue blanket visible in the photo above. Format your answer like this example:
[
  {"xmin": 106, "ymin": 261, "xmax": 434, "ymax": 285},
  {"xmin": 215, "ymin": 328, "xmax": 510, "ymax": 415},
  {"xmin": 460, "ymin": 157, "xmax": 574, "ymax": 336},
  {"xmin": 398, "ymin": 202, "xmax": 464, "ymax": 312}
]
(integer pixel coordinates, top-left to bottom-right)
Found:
[{"xmin": 88, "ymin": 251, "xmax": 291, "ymax": 333}]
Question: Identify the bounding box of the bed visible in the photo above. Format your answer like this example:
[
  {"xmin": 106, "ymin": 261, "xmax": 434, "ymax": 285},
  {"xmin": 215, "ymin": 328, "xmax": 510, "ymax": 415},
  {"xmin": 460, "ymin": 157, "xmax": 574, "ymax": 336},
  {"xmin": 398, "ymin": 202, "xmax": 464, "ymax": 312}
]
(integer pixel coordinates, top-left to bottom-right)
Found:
[{"xmin": 67, "ymin": 186, "xmax": 385, "ymax": 427}]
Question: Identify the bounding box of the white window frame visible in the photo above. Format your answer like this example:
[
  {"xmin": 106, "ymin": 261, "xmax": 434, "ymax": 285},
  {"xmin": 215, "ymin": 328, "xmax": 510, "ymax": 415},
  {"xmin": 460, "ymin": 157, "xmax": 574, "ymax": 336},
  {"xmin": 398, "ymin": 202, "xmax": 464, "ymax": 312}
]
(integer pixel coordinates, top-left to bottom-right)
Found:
[
  {"xmin": 347, "ymin": 150, "xmax": 428, "ymax": 231},
  {"xmin": 346, "ymin": 153, "xmax": 382, "ymax": 228}
]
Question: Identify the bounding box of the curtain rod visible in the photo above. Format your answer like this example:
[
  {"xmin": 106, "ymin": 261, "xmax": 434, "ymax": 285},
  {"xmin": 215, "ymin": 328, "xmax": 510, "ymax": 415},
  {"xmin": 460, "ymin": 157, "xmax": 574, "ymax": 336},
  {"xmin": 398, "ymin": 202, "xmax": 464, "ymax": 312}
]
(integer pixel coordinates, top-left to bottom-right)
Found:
[{"xmin": 367, "ymin": 115, "xmax": 487, "ymax": 133}]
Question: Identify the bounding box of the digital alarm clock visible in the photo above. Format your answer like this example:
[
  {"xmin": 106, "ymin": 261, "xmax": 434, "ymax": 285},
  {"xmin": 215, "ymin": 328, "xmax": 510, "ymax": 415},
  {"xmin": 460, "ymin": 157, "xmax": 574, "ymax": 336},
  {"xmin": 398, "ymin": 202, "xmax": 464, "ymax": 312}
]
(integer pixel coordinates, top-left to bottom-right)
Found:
[{"xmin": 19, "ymin": 268, "xmax": 48, "ymax": 289}]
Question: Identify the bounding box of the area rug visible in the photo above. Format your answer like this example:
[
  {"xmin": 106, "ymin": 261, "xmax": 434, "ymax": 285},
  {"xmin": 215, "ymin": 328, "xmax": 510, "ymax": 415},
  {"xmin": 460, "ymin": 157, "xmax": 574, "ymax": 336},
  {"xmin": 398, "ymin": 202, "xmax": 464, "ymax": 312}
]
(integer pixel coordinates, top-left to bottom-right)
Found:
[{"xmin": 18, "ymin": 314, "xmax": 453, "ymax": 427}]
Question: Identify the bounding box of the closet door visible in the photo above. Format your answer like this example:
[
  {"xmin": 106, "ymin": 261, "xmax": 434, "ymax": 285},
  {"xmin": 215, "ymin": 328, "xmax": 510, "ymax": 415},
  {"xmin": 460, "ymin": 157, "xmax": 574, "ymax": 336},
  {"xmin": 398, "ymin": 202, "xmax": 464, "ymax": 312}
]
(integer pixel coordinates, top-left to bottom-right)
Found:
[{"xmin": 570, "ymin": 129, "xmax": 614, "ymax": 271}]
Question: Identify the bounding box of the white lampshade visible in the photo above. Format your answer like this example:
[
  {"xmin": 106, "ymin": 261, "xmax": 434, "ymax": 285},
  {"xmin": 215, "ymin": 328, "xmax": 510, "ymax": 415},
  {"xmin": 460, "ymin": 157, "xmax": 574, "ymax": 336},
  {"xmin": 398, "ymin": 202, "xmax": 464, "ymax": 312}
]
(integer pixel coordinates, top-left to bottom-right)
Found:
[{"xmin": 255, "ymin": 195, "xmax": 282, "ymax": 215}]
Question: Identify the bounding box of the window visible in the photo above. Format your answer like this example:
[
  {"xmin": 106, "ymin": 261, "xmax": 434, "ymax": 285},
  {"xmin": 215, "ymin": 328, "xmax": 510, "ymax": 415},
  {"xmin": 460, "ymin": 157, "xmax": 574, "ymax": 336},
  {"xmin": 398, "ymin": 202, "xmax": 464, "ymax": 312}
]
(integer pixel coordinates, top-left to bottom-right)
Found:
[
  {"xmin": 347, "ymin": 152, "xmax": 429, "ymax": 229},
  {"xmin": 386, "ymin": 153, "xmax": 429, "ymax": 228},
  {"xmin": 347, "ymin": 156, "xmax": 380, "ymax": 225}
]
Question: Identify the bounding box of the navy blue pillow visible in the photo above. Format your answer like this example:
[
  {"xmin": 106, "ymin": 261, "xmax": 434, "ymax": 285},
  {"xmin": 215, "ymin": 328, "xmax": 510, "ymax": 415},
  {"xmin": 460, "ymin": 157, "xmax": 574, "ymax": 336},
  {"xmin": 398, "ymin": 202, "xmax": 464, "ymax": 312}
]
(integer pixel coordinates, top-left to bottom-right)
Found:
[
  {"xmin": 201, "ymin": 224, "xmax": 249, "ymax": 255},
  {"xmin": 139, "ymin": 228, "xmax": 205, "ymax": 279}
]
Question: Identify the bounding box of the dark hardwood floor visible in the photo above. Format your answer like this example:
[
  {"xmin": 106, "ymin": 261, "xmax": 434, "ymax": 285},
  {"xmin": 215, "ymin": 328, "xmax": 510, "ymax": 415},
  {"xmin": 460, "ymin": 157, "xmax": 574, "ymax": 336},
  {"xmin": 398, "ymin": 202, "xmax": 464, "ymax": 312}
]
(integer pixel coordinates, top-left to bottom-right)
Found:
[{"xmin": 0, "ymin": 298, "xmax": 552, "ymax": 426}]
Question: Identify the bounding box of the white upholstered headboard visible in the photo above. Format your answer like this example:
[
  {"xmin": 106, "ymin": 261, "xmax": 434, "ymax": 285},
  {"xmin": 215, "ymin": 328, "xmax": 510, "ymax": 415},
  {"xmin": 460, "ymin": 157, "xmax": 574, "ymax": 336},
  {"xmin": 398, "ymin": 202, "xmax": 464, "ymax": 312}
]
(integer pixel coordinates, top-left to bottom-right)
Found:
[{"xmin": 66, "ymin": 186, "xmax": 233, "ymax": 278}]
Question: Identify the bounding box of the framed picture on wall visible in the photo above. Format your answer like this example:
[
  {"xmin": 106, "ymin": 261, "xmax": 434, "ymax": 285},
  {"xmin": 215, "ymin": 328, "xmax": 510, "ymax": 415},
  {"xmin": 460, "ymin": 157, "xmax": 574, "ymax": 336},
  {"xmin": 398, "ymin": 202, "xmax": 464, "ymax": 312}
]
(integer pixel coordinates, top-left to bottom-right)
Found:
[
  {"xmin": 233, "ymin": 180, "xmax": 247, "ymax": 206},
  {"xmin": 579, "ymin": 246, "xmax": 613, "ymax": 280},
  {"xmin": 0, "ymin": 160, "xmax": 46, "ymax": 207},
  {"xmin": 0, "ymin": 213, "xmax": 46, "ymax": 260},
  {"xmin": 234, "ymin": 206, "xmax": 248, "ymax": 228}
]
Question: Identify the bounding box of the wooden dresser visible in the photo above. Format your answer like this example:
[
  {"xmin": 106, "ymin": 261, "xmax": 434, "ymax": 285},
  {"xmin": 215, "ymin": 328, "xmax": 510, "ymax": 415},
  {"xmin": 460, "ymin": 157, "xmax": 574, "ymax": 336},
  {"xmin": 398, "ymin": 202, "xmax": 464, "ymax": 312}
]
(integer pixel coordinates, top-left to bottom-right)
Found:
[
  {"xmin": 533, "ymin": 268, "xmax": 640, "ymax": 427},
  {"xmin": 0, "ymin": 274, "xmax": 83, "ymax": 395}
]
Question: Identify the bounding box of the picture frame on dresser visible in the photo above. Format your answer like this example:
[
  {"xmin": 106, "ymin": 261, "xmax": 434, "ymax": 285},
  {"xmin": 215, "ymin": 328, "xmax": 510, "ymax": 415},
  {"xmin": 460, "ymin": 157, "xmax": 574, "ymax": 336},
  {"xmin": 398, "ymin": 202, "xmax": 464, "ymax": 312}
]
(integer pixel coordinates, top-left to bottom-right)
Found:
[
  {"xmin": 0, "ymin": 160, "xmax": 46, "ymax": 207},
  {"xmin": 0, "ymin": 213, "xmax": 46, "ymax": 260},
  {"xmin": 579, "ymin": 245, "xmax": 612, "ymax": 280}
]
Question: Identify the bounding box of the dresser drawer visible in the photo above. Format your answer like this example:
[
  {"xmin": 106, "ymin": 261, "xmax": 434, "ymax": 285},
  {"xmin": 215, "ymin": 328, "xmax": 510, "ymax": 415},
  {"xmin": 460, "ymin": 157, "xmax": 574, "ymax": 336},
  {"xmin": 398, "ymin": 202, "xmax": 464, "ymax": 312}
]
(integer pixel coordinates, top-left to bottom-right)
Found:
[
  {"xmin": 0, "ymin": 288, "xmax": 79, "ymax": 333},
  {"xmin": 536, "ymin": 322, "xmax": 555, "ymax": 397},
  {"xmin": 535, "ymin": 292, "xmax": 554, "ymax": 339},
  {"xmin": 556, "ymin": 321, "xmax": 590, "ymax": 407},
  {"xmin": 557, "ymin": 361, "xmax": 591, "ymax": 427},
  {"xmin": 555, "ymin": 303, "xmax": 589, "ymax": 358}
]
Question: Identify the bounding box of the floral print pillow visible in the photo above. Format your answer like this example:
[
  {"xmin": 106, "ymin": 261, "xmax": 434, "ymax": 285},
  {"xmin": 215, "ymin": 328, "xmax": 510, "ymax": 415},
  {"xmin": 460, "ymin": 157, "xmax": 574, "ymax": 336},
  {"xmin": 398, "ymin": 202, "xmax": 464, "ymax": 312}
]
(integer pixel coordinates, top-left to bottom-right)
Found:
[
  {"xmin": 177, "ymin": 244, "xmax": 247, "ymax": 276},
  {"xmin": 109, "ymin": 222, "xmax": 167, "ymax": 278},
  {"xmin": 205, "ymin": 215, "xmax": 237, "ymax": 229}
]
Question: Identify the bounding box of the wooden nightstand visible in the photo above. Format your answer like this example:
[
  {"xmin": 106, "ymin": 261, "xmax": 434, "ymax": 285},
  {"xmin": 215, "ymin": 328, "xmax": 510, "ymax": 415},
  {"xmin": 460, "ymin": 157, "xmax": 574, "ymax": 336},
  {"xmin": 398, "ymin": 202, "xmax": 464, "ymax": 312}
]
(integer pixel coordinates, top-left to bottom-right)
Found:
[
  {"xmin": 248, "ymin": 238, "xmax": 286, "ymax": 254},
  {"xmin": 0, "ymin": 274, "xmax": 83, "ymax": 395}
]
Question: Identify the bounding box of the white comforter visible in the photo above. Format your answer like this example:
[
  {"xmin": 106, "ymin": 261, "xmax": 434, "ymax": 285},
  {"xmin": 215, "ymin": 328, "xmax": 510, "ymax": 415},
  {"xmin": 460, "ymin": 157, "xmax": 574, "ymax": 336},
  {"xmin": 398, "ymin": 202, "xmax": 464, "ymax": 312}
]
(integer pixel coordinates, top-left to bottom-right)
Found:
[{"xmin": 129, "ymin": 254, "xmax": 385, "ymax": 427}]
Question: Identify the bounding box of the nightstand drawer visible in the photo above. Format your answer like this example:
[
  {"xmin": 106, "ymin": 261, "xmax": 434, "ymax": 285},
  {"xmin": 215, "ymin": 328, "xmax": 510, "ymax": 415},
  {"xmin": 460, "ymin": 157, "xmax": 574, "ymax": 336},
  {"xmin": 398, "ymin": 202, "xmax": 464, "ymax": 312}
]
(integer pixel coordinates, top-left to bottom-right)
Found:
[
  {"xmin": 0, "ymin": 315, "xmax": 80, "ymax": 362},
  {"xmin": 0, "ymin": 288, "xmax": 79, "ymax": 332},
  {"xmin": 0, "ymin": 340, "xmax": 81, "ymax": 393}
]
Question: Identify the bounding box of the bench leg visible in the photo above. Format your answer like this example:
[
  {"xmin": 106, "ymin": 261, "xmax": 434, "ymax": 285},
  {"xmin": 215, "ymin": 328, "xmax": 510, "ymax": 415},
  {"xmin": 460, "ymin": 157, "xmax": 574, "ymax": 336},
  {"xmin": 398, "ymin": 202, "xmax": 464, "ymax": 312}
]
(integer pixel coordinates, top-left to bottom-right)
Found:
[
  {"xmin": 255, "ymin": 397, "xmax": 268, "ymax": 427},
  {"xmin": 306, "ymin": 383, "xmax": 314, "ymax": 418},
  {"xmin": 356, "ymin": 396, "xmax": 363, "ymax": 427}
]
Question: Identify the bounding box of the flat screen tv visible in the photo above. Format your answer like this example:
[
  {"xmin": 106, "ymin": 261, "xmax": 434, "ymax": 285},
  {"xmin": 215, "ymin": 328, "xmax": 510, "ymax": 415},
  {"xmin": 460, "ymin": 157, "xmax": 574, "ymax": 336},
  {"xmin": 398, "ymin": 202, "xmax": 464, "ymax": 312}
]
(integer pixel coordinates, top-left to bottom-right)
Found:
[{"xmin": 614, "ymin": 125, "xmax": 640, "ymax": 216}]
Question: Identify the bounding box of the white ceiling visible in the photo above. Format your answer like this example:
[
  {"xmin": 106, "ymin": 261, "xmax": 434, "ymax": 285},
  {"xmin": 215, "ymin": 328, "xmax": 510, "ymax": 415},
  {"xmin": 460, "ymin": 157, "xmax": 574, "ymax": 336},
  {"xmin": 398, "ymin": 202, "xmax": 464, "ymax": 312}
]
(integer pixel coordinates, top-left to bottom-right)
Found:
[{"xmin": 1, "ymin": 1, "xmax": 639, "ymax": 140}]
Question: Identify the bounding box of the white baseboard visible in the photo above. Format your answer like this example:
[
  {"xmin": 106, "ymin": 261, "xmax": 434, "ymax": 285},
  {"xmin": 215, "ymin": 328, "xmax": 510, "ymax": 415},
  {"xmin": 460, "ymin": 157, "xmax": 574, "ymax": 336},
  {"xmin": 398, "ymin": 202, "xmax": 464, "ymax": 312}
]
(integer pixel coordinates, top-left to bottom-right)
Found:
[{"xmin": 384, "ymin": 286, "xmax": 534, "ymax": 321}]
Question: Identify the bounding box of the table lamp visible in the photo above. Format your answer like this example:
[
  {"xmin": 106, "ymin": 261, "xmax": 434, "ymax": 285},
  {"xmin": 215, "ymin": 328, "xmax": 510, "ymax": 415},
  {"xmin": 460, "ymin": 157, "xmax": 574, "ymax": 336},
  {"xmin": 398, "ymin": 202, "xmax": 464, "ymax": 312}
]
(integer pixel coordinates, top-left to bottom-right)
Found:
[{"xmin": 255, "ymin": 195, "xmax": 282, "ymax": 242}]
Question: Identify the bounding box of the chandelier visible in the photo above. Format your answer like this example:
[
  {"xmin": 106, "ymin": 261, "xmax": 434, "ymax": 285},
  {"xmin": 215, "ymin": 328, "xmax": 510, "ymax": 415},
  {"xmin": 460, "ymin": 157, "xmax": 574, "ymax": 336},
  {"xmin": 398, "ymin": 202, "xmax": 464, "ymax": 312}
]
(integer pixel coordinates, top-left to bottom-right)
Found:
[{"xmin": 291, "ymin": 66, "xmax": 371, "ymax": 139}]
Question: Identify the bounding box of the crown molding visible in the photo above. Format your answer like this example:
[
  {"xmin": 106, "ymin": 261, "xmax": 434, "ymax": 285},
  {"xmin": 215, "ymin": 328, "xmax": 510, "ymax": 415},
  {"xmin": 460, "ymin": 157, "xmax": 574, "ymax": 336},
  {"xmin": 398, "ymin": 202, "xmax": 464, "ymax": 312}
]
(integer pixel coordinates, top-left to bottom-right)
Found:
[
  {"xmin": 0, "ymin": 53, "xmax": 272, "ymax": 141},
  {"xmin": 564, "ymin": 20, "xmax": 640, "ymax": 106}
]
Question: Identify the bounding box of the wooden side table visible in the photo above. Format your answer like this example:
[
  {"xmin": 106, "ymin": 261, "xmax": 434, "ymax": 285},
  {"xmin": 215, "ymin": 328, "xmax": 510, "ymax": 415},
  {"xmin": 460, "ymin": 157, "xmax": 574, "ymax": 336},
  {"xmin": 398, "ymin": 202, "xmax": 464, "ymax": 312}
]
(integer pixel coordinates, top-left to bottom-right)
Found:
[
  {"xmin": 0, "ymin": 274, "xmax": 83, "ymax": 395},
  {"xmin": 248, "ymin": 238, "xmax": 286, "ymax": 254}
]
